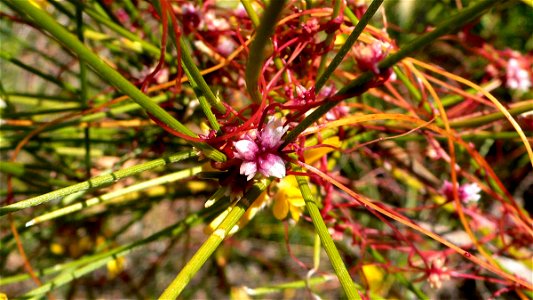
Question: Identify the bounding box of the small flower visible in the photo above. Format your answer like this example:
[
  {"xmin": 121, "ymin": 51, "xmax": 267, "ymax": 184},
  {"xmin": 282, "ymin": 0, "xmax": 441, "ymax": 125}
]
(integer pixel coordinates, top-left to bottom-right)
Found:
[
  {"xmin": 233, "ymin": 118, "xmax": 288, "ymax": 181},
  {"xmin": 325, "ymin": 104, "xmax": 349, "ymax": 121},
  {"xmin": 427, "ymin": 258, "xmax": 450, "ymax": 289},
  {"xmin": 204, "ymin": 11, "xmax": 230, "ymax": 31},
  {"xmin": 440, "ymin": 180, "xmax": 481, "ymax": 204},
  {"xmin": 180, "ymin": 3, "xmax": 201, "ymax": 31},
  {"xmin": 217, "ymin": 36, "xmax": 236, "ymax": 56},
  {"xmin": 354, "ymin": 41, "xmax": 389, "ymax": 74},
  {"xmin": 460, "ymin": 183, "xmax": 482, "ymax": 203},
  {"xmin": 234, "ymin": 3, "xmax": 247, "ymax": 18},
  {"xmin": 506, "ymin": 58, "xmax": 531, "ymax": 92}
]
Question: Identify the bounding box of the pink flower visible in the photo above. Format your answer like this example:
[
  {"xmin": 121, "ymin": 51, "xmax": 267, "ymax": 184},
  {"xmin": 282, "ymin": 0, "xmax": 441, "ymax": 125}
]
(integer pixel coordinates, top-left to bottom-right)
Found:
[
  {"xmin": 440, "ymin": 181, "xmax": 481, "ymax": 203},
  {"xmin": 354, "ymin": 41, "xmax": 389, "ymax": 74},
  {"xmin": 325, "ymin": 104, "xmax": 349, "ymax": 121},
  {"xmin": 233, "ymin": 118, "xmax": 289, "ymax": 181},
  {"xmin": 217, "ymin": 36, "xmax": 236, "ymax": 56}
]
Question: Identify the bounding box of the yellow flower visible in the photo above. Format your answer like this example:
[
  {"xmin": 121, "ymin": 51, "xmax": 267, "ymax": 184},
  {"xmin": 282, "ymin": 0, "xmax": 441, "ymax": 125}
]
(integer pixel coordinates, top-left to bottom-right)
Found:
[
  {"xmin": 107, "ymin": 256, "xmax": 126, "ymax": 279},
  {"xmin": 271, "ymin": 136, "xmax": 341, "ymax": 222},
  {"xmin": 272, "ymin": 176, "xmax": 306, "ymax": 222}
]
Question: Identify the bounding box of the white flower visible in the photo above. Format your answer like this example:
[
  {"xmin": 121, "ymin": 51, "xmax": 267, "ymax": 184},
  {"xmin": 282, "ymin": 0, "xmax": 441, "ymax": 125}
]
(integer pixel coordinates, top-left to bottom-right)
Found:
[
  {"xmin": 506, "ymin": 58, "xmax": 531, "ymax": 92},
  {"xmin": 460, "ymin": 183, "xmax": 481, "ymax": 203}
]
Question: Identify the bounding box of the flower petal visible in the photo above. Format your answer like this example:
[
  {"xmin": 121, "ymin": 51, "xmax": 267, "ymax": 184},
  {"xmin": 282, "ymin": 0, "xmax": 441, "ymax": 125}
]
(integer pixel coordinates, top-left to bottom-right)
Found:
[
  {"xmin": 289, "ymin": 205, "xmax": 303, "ymax": 222},
  {"xmin": 260, "ymin": 118, "xmax": 288, "ymax": 150},
  {"xmin": 240, "ymin": 161, "xmax": 257, "ymax": 181},
  {"xmin": 258, "ymin": 153, "xmax": 286, "ymax": 178},
  {"xmin": 460, "ymin": 183, "xmax": 481, "ymax": 203},
  {"xmin": 234, "ymin": 140, "xmax": 258, "ymax": 160},
  {"xmin": 272, "ymin": 196, "xmax": 289, "ymax": 220}
]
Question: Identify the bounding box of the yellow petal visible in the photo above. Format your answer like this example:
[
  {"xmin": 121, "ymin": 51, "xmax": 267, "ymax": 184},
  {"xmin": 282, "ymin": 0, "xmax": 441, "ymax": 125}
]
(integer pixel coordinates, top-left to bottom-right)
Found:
[
  {"xmin": 273, "ymin": 197, "xmax": 289, "ymax": 220},
  {"xmin": 107, "ymin": 257, "xmax": 126, "ymax": 279},
  {"xmin": 289, "ymin": 205, "xmax": 303, "ymax": 222},
  {"xmin": 362, "ymin": 264, "xmax": 385, "ymax": 292},
  {"xmin": 288, "ymin": 194, "xmax": 306, "ymax": 207},
  {"xmin": 304, "ymin": 136, "xmax": 341, "ymax": 163},
  {"xmin": 50, "ymin": 243, "xmax": 64, "ymax": 255}
]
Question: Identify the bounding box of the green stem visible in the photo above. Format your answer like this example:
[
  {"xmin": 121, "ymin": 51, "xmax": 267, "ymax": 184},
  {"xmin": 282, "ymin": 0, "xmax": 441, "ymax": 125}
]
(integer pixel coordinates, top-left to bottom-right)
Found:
[
  {"xmin": 0, "ymin": 52, "xmax": 77, "ymax": 94},
  {"xmin": 343, "ymin": 6, "xmax": 360, "ymax": 25},
  {"xmin": 151, "ymin": 1, "xmax": 226, "ymax": 115},
  {"xmin": 83, "ymin": 6, "xmax": 166, "ymax": 60},
  {"xmin": 178, "ymin": 37, "xmax": 226, "ymax": 114},
  {"xmin": 0, "ymin": 151, "xmax": 196, "ymax": 216},
  {"xmin": 315, "ymin": 0, "xmax": 384, "ymax": 92},
  {"xmin": 393, "ymin": 66, "xmax": 422, "ymax": 102},
  {"xmin": 76, "ymin": 2, "xmax": 91, "ymax": 177},
  {"xmin": 241, "ymin": 0, "xmax": 289, "ymax": 84},
  {"xmin": 246, "ymin": 276, "xmax": 333, "ymax": 296},
  {"xmin": 159, "ymin": 180, "xmax": 269, "ymax": 299},
  {"xmin": 26, "ymin": 166, "xmax": 203, "ymax": 226},
  {"xmin": 245, "ymin": 0, "xmax": 286, "ymax": 103},
  {"xmin": 296, "ymin": 175, "xmax": 360, "ymax": 299},
  {"xmin": 450, "ymin": 100, "xmax": 533, "ymax": 128},
  {"xmin": 316, "ymin": 0, "xmax": 344, "ymax": 78},
  {"xmin": 241, "ymin": 0, "xmax": 260, "ymax": 27},
  {"xmin": 6, "ymin": 0, "xmax": 225, "ymax": 162},
  {"xmin": 181, "ymin": 66, "xmax": 221, "ymax": 130}
]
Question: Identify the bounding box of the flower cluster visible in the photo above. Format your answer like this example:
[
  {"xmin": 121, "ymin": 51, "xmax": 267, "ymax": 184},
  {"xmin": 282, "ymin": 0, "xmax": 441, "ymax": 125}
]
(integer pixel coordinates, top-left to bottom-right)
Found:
[
  {"xmin": 233, "ymin": 118, "xmax": 289, "ymax": 181},
  {"xmin": 427, "ymin": 258, "xmax": 450, "ymax": 289},
  {"xmin": 440, "ymin": 180, "xmax": 481, "ymax": 204},
  {"xmin": 506, "ymin": 58, "xmax": 531, "ymax": 92}
]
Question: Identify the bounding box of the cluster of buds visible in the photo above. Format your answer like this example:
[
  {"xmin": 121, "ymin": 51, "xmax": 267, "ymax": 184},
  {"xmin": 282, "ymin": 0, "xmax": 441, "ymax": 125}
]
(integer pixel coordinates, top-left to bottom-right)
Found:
[{"xmin": 427, "ymin": 258, "xmax": 451, "ymax": 289}]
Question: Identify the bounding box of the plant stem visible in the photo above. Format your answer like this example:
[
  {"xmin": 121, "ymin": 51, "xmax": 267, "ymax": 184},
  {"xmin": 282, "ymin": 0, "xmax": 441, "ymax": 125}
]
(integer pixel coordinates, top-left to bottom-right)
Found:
[
  {"xmin": 240, "ymin": 0, "xmax": 260, "ymax": 27},
  {"xmin": 450, "ymin": 100, "xmax": 533, "ymax": 128},
  {"xmin": 246, "ymin": 276, "xmax": 333, "ymax": 296},
  {"xmin": 83, "ymin": 6, "xmax": 166, "ymax": 60},
  {"xmin": 159, "ymin": 180, "xmax": 269, "ymax": 299},
  {"xmin": 26, "ymin": 166, "xmax": 203, "ymax": 226},
  {"xmin": 315, "ymin": 0, "xmax": 384, "ymax": 92},
  {"xmin": 76, "ymin": 1, "xmax": 91, "ymax": 178},
  {"xmin": 245, "ymin": 0, "xmax": 286, "ymax": 103},
  {"xmin": 296, "ymin": 175, "xmax": 360, "ymax": 299},
  {"xmin": 178, "ymin": 37, "xmax": 227, "ymax": 114},
  {"xmin": 6, "ymin": 0, "xmax": 226, "ymax": 162},
  {"xmin": 0, "ymin": 151, "xmax": 197, "ymax": 216},
  {"xmin": 316, "ymin": 0, "xmax": 344, "ymax": 78}
]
